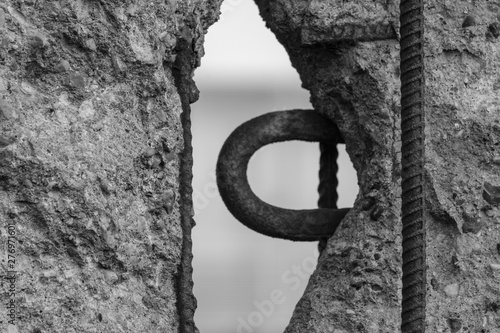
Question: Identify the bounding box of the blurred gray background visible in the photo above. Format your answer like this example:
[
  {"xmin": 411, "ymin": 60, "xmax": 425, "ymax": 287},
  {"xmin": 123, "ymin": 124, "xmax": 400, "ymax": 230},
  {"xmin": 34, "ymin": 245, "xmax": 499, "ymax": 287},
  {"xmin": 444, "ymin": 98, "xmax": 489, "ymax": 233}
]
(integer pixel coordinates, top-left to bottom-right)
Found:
[{"xmin": 191, "ymin": 1, "xmax": 358, "ymax": 332}]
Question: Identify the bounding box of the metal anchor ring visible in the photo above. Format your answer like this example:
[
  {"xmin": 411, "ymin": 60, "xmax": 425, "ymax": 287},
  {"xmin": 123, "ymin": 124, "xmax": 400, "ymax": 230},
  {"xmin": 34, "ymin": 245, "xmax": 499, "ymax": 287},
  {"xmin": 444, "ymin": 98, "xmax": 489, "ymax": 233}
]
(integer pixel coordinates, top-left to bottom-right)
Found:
[{"xmin": 216, "ymin": 109, "xmax": 350, "ymax": 241}]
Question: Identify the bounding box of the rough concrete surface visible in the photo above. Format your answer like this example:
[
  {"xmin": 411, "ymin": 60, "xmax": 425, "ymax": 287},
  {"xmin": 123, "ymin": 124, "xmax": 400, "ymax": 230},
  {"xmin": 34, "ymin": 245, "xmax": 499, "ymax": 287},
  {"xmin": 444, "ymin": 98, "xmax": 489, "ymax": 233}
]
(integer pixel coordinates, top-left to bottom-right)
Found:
[
  {"xmin": 0, "ymin": 1, "xmax": 221, "ymax": 332},
  {"xmin": 424, "ymin": 1, "xmax": 500, "ymax": 332},
  {"xmin": 254, "ymin": 0, "xmax": 500, "ymax": 332}
]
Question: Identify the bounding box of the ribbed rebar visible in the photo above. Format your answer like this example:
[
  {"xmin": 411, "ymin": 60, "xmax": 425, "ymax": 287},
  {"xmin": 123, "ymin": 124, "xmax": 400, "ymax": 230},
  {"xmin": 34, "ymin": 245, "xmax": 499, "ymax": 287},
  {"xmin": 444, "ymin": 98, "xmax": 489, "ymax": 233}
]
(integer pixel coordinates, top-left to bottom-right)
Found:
[
  {"xmin": 400, "ymin": 0, "xmax": 426, "ymax": 332},
  {"xmin": 317, "ymin": 142, "xmax": 341, "ymax": 252},
  {"xmin": 318, "ymin": 142, "xmax": 340, "ymax": 210}
]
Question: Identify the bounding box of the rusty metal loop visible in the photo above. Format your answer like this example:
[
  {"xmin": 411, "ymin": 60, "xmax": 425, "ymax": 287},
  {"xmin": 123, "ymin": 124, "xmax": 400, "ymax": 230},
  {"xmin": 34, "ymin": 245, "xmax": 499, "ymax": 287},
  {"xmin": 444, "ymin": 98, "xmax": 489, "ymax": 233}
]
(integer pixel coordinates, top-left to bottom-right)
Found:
[{"xmin": 216, "ymin": 109, "xmax": 350, "ymax": 241}]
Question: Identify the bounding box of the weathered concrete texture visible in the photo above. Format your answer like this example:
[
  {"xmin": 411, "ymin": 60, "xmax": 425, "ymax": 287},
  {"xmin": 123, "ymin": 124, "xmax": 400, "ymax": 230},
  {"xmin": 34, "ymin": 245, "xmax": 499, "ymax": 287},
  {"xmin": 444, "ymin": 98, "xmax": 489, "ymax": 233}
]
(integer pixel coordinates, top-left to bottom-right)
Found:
[
  {"xmin": 424, "ymin": 1, "xmax": 500, "ymax": 331},
  {"xmin": 0, "ymin": 1, "xmax": 220, "ymax": 332},
  {"xmin": 255, "ymin": 0, "xmax": 500, "ymax": 332},
  {"xmin": 254, "ymin": 1, "xmax": 402, "ymax": 332},
  {"xmin": 300, "ymin": 0, "xmax": 398, "ymax": 45}
]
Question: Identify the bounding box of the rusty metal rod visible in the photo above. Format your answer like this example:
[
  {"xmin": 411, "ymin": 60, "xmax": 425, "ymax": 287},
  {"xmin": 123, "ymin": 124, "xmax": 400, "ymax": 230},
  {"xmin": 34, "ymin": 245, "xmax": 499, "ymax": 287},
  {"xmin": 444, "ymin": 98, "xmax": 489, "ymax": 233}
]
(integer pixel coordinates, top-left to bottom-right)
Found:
[
  {"xmin": 317, "ymin": 142, "xmax": 340, "ymax": 252},
  {"xmin": 400, "ymin": 0, "xmax": 427, "ymax": 331}
]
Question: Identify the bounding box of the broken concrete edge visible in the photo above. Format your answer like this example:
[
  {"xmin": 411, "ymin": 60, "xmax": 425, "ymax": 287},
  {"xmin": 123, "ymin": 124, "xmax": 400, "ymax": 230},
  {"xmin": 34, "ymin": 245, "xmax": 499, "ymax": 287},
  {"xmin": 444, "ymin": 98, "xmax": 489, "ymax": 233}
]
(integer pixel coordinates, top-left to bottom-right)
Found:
[
  {"xmin": 253, "ymin": 1, "xmax": 402, "ymax": 331},
  {"xmin": 174, "ymin": 5, "xmax": 225, "ymax": 332}
]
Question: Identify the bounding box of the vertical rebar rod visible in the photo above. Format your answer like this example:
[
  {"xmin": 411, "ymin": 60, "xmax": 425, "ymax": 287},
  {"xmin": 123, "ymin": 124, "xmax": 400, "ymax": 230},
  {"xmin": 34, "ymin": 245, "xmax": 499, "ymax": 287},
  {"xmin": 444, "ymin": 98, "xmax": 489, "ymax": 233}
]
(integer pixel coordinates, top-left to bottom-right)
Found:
[
  {"xmin": 400, "ymin": 0, "xmax": 427, "ymax": 332},
  {"xmin": 318, "ymin": 142, "xmax": 340, "ymax": 252}
]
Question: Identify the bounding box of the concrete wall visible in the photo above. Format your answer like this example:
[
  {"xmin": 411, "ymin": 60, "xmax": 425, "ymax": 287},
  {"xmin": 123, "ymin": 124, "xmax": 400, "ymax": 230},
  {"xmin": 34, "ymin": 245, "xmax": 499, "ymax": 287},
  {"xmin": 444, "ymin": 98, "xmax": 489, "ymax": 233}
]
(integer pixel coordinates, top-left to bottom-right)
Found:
[
  {"xmin": 254, "ymin": 0, "xmax": 500, "ymax": 332},
  {"xmin": 0, "ymin": 1, "xmax": 220, "ymax": 332}
]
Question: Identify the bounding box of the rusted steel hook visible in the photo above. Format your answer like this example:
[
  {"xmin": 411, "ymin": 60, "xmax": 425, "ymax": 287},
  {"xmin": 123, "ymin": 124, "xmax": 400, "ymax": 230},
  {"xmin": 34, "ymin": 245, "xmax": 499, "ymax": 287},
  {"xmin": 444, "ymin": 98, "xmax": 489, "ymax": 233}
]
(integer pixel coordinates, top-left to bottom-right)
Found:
[{"xmin": 216, "ymin": 109, "xmax": 350, "ymax": 241}]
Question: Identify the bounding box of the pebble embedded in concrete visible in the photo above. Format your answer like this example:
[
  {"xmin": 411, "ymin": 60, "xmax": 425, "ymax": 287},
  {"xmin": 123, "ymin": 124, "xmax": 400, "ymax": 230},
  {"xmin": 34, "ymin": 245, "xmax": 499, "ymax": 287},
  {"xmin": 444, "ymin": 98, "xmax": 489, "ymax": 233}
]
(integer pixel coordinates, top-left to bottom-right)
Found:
[
  {"xmin": 488, "ymin": 22, "xmax": 500, "ymax": 38},
  {"xmin": 462, "ymin": 15, "xmax": 477, "ymax": 28},
  {"xmin": 370, "ymin": 204, "xmax": 383, "ymax": 221},
  {"xmin": 56, "ymin": 59, "xmax": 71, "ymax": 72},
  {"xmin": 489, "ymin": 263, "xmax": 500, "ymax": 270},
  {"xmin": 483, "ymin": 182, "xmax": 500, "ymax": 205},
  {"xmin": 86, "ymin": 38, "xmax": 97, "ymax": 51},
  {"xmin": 447, "ymin": 317, "xmax": 462, "ymax": 333},
  {"xmin": 0, "ymin": 99, "xmax": 17, "ymax": 119},
  {"xmin": 444, "ymin": 283, "xmax": 459, "ymax": 297}
]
